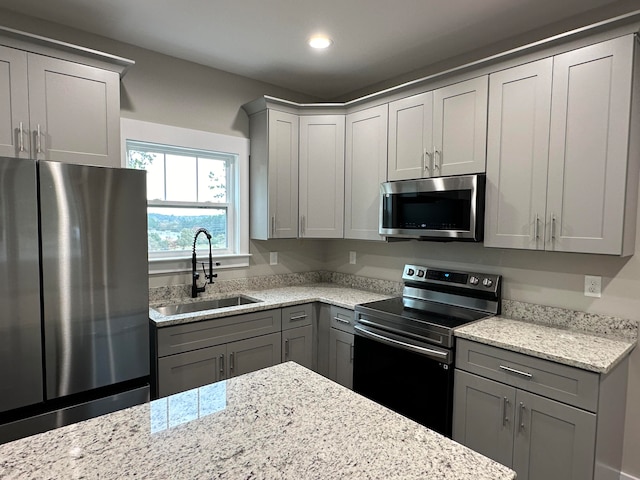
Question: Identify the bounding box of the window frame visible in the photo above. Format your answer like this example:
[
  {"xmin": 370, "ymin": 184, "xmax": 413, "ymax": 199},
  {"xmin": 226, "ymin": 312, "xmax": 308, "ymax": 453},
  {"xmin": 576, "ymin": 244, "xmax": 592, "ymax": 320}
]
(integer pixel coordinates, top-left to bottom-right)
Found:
[{"xmin": 121, "ymin": 118, "xmax": 250, "ymax": 275}]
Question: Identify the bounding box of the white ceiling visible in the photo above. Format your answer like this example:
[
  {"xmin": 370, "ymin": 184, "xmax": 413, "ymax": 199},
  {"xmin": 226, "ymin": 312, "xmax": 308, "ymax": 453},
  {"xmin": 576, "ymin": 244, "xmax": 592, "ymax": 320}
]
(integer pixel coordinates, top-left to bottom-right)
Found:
[{"xmin": 0, "ymin": 0, "xmax": 637, "ymax": 99}]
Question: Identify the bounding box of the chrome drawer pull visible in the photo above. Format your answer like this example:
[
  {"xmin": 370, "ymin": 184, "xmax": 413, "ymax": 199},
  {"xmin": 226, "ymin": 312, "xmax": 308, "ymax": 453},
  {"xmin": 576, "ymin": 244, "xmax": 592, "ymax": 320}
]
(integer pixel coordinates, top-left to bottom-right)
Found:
[
  {"xmin": 284, "ymin": 339, "xmax": 289, "ymax": 358},
  {"xmin": 289, "ymin": 314, "xmax": 308, "ymax": 321},
  {"xmin": 499, "ymin": 365, "xmax": 533, "ymax": 379},
  {"xmin": 334, "ymin": 316, "xmax": 351, "ymax": 325}
]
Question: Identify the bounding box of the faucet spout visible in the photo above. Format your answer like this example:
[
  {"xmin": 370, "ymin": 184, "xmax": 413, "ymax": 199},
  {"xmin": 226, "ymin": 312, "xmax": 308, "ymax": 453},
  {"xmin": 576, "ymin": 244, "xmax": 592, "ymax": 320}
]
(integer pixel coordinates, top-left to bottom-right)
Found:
[{"xmin": 191, "ymin": 228, "xmax": 216, "ymax": 298}]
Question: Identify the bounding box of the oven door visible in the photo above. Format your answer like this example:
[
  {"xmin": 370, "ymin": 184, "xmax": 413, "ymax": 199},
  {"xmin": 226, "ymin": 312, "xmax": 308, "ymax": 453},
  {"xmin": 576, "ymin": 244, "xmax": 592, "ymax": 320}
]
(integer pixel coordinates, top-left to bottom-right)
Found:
[{"xmin": 352, "ymin": 323, "xmax": 454, "ymax": 437}]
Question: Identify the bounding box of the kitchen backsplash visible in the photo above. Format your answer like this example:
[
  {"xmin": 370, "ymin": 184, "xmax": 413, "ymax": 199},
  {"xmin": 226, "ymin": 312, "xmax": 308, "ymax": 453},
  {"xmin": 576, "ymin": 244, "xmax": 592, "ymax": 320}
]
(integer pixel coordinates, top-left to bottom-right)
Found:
[{"xmin": 149, "ymin": 272, "xmax": 637, "ymax": 340}]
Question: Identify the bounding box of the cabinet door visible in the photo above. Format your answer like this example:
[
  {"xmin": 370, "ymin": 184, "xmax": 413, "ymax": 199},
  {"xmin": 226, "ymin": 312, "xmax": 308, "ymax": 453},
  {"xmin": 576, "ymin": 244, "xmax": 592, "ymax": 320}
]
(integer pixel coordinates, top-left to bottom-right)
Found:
[
  {"xmin": 453, "ymin": 370, "xmax": 515, "ymax": 468},
  {"xmin": 0, "ymin": 46, "xmax": 29, "ymax": 159},
  {"xmin": 513, "ymin": 390, "xmax": 596, "ymax": 480},
  {"xmin": 268, "ymin": 110, "xmax": 299, "ymax": 238},
  {"xmin": 227, "ymin": 332, "xmax": 282, "ymax": 378},
  {"xmin": 344, "ymin": 105, "xmax": 388, "ymax": 240},
  {"xmin": 157, "ymin": 344, "xmax": 226, "ymax": 398},
  {"xmin": 282, "ymin": 324, "xmax": 313, "ymax": 369},
  {"xmin": 299, "ymin": 114, "xmax": 345, "ymax": 238},
  {"xmin": 433, "ymin": 76, "xmax": 488, "ymax": 176},
  {"xmin": 547, "ymin": 35, "xmax": 634, "ymax": 254},
  {"xmin": 27, "ymin": 53, "xmax": 121, "ymax": 167},
  {"xmin": 388, "ymin": 92, "xmax": 433, "ymax": 180},
  {"xmin": 329, "ymin": 328, "xmax": 354, "ymax": 389},
  {"xmin": 484, "ymin": 59, "xmax": 552, "ymax": 250}
]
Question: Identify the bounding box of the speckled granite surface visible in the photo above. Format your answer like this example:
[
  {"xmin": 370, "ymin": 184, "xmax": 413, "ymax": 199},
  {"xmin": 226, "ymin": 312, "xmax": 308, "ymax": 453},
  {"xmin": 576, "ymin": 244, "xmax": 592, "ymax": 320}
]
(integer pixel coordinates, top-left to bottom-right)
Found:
[
  {"xmin": 150, "ymin": 283, "xmax": 393, "ymax": 327},
  {"xmin": 0, "ymin": 363, "xmax": 515, "ymax": 480},
  {"xmin": 455, "ymin": 316, "xmax": 636, "ymax": 374}
]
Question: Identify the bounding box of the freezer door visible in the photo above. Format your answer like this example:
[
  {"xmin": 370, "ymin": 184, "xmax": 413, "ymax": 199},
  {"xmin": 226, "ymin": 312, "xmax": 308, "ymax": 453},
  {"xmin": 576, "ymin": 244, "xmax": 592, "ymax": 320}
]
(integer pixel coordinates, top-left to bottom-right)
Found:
[
  {"xmin": 0, "ymin": 157, "xmax": 44, "ymax": 413},
  {"xmin": 39, "ymin": 161, "xmax": 149, "ymax": 399}
]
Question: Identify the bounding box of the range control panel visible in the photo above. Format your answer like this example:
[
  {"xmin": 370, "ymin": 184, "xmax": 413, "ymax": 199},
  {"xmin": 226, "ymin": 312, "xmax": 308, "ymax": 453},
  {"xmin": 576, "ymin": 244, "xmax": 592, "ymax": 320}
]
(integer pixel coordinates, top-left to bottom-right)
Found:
[{"xmin": 402, "ymin": 264, "xmax": 501, "ymax": 293}]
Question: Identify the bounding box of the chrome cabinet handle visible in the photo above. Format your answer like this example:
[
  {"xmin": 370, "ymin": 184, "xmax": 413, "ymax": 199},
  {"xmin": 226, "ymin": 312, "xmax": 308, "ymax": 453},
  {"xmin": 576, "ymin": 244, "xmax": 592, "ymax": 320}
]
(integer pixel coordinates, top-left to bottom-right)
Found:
[
  {"xmin": 502, "ymin": 397, "xmax": 510, "ymax": 427},
  {"xmin": 300, "ymin": 216, "xmax": 305, "ymax": 236},
  {"xmin": 533, "ymin": 214, "xmax": 539, "ymax": 240},
  {"xmin": 284, "ymin": 339, "xmax": 289, "ymax": 358},
  {"xmin": 518, "ymin": 402, "xmax": 526, "ymax": 431},
  {"xmin": 350, "ymin": 343, "xmax": 354, "ymax": 362},
  {"xmin": 219, "ymin": 354, "xmax": 225, "ymax": 378},
  {"xmin": 423, "ymin": 149, "xmax": 431, "ymax": 172},
  {"xmin": 499, "ymin": 365, "xmax": 533, "ymax": 379},
  {"xmin": 433, "ymin": 149, "xmax": 441, "ymax": 170},
  {"xmin": 334, "ymin": 316, "xmax": 351, "ymax": 325},
  {"xmin": 271, "ymin": 216, "xmax": 276, "ymax": 236},
  {"xmin": 229, "ymin": 352, "xmax": 234, "ymax": 373},
  {"xmin": 550, "ymin": 214, "xmax": 556, "ymax": 241},
  {"xmin": 36, "ymin": 124, "xmax": 43, "ymax": 154},
  {"xmin": 18, "ymin": 122, "xmax": 25, "ymax": 152},
  {"xmin": 289, "ymin": 314, "xmax": 308, "ymax": 321}
]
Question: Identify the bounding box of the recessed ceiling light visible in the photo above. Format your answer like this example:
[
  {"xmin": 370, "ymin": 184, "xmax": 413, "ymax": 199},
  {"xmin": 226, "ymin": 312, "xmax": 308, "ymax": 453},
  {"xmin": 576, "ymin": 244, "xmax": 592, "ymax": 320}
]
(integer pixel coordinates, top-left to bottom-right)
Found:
[{"xmin": 308, "ymin": 36, "xmax": 333, "ymax": 49}]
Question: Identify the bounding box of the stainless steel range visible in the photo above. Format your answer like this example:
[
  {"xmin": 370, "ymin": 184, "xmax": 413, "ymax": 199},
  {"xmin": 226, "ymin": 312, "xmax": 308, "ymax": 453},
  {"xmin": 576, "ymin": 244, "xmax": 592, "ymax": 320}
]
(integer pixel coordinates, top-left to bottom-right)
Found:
[{"xmin": 353, "ymin": 264, "xmax": 501, "ymax": 437}]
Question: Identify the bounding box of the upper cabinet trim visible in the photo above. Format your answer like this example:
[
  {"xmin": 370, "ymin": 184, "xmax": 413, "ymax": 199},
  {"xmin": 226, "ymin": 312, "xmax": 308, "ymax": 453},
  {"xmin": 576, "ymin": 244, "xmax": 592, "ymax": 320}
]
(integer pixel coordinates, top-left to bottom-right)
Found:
[{"xmin": 0, "ymin": 25, "xmax": 135, "ymax": 78}]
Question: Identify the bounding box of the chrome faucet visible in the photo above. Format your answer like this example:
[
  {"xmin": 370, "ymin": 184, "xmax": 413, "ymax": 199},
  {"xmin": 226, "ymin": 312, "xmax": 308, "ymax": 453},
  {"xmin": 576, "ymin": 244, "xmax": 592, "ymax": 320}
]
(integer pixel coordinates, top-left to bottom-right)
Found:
[{"xmin": 191, "ymin": 228, "xmax": 218, "ymax": 298}]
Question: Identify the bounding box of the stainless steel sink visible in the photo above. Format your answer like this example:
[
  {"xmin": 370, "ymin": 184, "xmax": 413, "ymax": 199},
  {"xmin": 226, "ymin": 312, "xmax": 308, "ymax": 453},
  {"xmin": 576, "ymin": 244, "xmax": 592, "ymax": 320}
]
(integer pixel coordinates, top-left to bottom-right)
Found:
[{"xmin": 153, "ymin": 295, "xmax": 260, "ymax": 316}]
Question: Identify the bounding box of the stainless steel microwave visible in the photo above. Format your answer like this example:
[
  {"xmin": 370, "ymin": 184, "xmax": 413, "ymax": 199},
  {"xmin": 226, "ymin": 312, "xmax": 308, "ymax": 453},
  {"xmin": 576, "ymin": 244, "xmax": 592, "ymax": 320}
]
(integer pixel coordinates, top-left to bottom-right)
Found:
[{"xmin": 379, "ymin": 173, "xmax": 485, "ymax": 241}]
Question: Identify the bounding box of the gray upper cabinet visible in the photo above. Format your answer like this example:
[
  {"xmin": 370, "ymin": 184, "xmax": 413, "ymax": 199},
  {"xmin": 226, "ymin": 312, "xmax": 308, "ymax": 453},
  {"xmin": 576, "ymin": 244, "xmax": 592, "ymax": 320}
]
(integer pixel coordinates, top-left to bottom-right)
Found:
[
  {"xmin": 0, "ymin": 46, "xmax": 29, "ymax": 159},
  {"xmin": 387, "ymin": 76, "xmax": 488, "ymax": 181},
  {"xmin": 299, "ymin": 114, "xmax": 345, "ymax": 238},
  {"xmin": 248, "ymin": 109, "xmax": 299, "ymax": 240},
  {"xmin": 485, "ymin": 58, "xmax": 553, "ymax": 250},
  {"xmin": 485, "ymin": 35, "xmax": 639, "ymax": 255},
  {"xmin": 0, "ymin": 45, "xmax": 121, "ymax": 167},
  {"xmin": 433, "ymin": 76, "xmax": 488, "ymax": 177},
  {"xmin": 344, "ymin": 104, "xmax": 388, "ymax": 241},
  {"xmin": 387, "ymin": 92, "xmax": 433, "ymax": 181},
  {"xmin": 547, "ymin": 35, "xmax": 638, "ymax": 255}
]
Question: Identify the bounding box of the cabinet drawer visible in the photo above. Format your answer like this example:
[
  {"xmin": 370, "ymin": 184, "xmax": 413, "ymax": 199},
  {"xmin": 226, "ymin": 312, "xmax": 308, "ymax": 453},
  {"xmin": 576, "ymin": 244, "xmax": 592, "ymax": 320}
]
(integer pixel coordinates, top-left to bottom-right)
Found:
[
  {"xmin": 282, "ymin": 303, "xmax": 313, "ymax": 329},
  {"xmin": 456, "ymin": 339, "xmax": 599, "ymax": 411},
  {"xmin": 329, "ymin": 306, "xmax": 355, "ymax": 334},
  {"xmin": 157, "ymin": 309, "xmax": 282, "ymax": 357}
]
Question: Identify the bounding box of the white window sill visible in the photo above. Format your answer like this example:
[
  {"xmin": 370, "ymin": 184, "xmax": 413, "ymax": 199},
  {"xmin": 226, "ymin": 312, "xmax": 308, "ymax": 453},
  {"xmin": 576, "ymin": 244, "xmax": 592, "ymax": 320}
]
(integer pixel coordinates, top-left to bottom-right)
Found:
[{"xmin": 148, "ymin": 253, "xmax": 251, "ymax": 275}]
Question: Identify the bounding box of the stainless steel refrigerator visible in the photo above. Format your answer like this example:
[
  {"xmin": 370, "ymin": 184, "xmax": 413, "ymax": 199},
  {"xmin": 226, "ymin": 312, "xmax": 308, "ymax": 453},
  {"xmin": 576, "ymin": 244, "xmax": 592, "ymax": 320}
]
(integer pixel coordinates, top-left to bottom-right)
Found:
[{"xmin": 0, "ymin": 156, "xmax": 150, "ymax": 443}]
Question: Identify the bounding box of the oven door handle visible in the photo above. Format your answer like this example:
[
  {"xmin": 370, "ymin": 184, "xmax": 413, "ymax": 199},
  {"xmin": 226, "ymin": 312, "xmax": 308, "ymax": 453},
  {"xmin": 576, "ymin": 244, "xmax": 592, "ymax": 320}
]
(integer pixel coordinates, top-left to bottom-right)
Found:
[{"xmin": 354, "ymin": 324, "xmax": 451, "ymax": 363}]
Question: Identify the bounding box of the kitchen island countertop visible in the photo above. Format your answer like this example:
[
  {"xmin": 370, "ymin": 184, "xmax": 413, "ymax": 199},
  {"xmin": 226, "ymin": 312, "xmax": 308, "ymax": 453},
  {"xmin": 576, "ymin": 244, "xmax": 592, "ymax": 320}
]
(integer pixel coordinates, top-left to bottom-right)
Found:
[{"xmin": 0, "ymin": 362, "xmax": 515, "ymax": 480}]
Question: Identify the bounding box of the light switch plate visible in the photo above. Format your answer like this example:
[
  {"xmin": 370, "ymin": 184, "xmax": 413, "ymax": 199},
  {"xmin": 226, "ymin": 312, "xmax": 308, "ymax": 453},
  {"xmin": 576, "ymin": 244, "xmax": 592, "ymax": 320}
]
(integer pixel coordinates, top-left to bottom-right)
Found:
[
  {"xmin": 349, "ymin": 251, "xmax": 356, "ymax": 264},
  {"xmin": 584, "ymin": 275, "xmax": 601, "ymax": 298},
  {"xmin": 270, "ymin": 252, "xmax": 278, "ymax": 265}
]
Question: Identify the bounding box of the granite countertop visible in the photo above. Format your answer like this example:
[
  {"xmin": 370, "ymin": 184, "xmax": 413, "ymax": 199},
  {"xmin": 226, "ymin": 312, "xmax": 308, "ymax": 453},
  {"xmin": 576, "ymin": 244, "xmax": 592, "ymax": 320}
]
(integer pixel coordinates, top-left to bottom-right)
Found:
[
  {"xmin": 455, "ymin": 315, "xmax": 636, "ymax": 374},
  {"xmin": 150, "ymin": 283, "xmax": 392, "ymax": 327},
  {"xmin": 0, "ymin": 362, "xmax": 515, "ymax": 480}
]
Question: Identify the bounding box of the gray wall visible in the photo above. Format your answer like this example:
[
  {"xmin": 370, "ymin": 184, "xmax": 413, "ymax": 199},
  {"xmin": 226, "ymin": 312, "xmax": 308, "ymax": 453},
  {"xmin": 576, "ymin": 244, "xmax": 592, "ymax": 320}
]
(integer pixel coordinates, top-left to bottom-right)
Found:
[{"xmin": 3, "ymin": 7, "xmax": 640, "ymax": 477}]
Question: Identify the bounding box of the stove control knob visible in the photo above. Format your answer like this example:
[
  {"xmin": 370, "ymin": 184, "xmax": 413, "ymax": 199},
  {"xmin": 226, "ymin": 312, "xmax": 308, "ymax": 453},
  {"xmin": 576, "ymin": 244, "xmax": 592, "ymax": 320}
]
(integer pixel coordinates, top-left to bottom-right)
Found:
[
  {"xmin": 417, "ymin": 270, "xmax": 425, "ymax": 278},
  {"xmin": 407, "ymin": 268, "xmax": 415, "ymax": 276},
  {"xmin": 469, "ymin": 276, "xmax": 479, "ymax": 285},
  {"xmin": 482, "ymin": 278, "xmax": 494, "ymax": 288}
]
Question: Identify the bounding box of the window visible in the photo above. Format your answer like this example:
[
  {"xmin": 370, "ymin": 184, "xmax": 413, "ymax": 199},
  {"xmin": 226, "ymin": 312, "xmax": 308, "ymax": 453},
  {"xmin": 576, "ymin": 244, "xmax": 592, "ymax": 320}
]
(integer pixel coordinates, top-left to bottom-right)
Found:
[{"xmin": 121, "ymin": 119, "xmax": 250, "ymax": 273}]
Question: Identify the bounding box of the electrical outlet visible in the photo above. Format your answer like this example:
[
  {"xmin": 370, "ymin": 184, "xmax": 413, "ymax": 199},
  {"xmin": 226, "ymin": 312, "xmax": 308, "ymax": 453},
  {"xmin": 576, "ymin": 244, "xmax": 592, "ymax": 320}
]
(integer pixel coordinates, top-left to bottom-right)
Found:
[
  {"xmin": 349, "ymin": 251, "xmax": 356, "ymax": 265},
  {"xmin": 270, "ymin": 252, "xmax": 278, "ymax": 265},
  {"xmin": 584, "ymin": 275, "xmax": 601, "ymax": 298}
]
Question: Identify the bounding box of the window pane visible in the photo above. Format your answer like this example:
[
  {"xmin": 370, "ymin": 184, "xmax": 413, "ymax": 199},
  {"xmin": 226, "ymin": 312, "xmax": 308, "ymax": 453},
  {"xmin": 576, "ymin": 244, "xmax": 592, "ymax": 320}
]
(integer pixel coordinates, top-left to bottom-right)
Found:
[
  {"xmin": 165, "ymin": 154, "xmax": 197, "ymax": 202},
  {"xmin": 128, "ymin": 150, "xmax": 165, "ymax": 201},
  {"xmin": 147, "ymin": 206, "xmax": 227, "ymax": 252},
  {"xmin": 198, "ymin": 158, "xmax": 227, "ymax": 203}
]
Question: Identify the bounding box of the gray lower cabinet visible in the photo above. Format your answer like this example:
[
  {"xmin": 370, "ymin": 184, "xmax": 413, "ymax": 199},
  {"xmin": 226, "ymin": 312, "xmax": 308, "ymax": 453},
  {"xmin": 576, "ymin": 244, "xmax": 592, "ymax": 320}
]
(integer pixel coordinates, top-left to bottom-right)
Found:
[
  {"xmin": 454, "ymin": 370, "xmax": 596, "ymax": 480},
  {"xmin": 154, "ymin": 309, "xmax": 282, "ymax": 398},
  {"xmin": 282, "ymin": 325, "xmax": 313, "ymax": 369},
  {"xmin": 328, "ymin": 328, "xmax": 354, "ymax": 389},
  {"xmin": 281, "ymin": 304, "xmax": 313, "ymax": 369},
  {"xmin": 317, "ymin": 304, "xmax": 355, "ymax": 389},
  {"xmin": 453, "ymin": 338, "xmax": 629, "ymax": 480}
]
